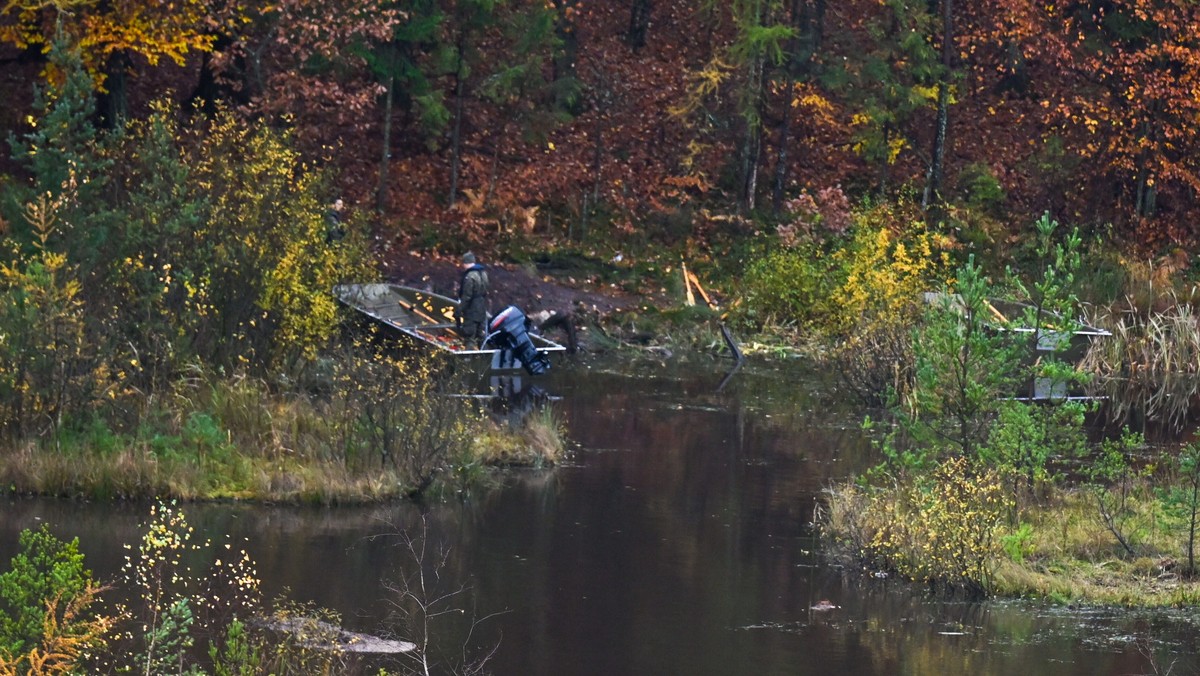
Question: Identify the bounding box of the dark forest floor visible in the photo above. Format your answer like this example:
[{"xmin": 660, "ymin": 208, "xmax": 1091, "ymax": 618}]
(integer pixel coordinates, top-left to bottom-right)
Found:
[{"xmin": 381, "ymin": 251, "xmax": 656, "ymax": 348}]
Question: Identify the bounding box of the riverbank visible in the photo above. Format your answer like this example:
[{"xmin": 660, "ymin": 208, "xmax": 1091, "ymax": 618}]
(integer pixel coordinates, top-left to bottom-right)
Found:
[
  {"xmin": 6, "ymin": 359, "xmax": 1193, "ymax": 676},
  {"xmin": 0, "ymin": 415, "xmax": 562, "ymax": 505},
  {"xmin": 0, "ymin": 248, "xmax": 700, "ymax": 506},
  {"xmin": 0, "ymin": 361, "xmax": 565, "ymax": 505},
  {"xmin": 824, "ymin": 475, "xmax": 1200, "ymax": 608}
]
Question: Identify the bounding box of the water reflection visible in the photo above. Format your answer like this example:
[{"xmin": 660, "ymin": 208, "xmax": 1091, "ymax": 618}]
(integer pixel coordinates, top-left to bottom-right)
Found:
[{"xmin": 2, "ymin": 356, "xmax": 1198, "ymax": 674}]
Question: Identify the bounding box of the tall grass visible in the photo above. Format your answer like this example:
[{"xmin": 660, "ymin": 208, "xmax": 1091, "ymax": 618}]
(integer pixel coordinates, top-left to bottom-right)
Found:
[
  {"xmin": 1081, "ymin": 303, "xmax": 1200, "ymax": 434},
  {"xmin": 0, "ymin": 350, "xmax": 561, "ymax": 503},
  {"xmin": 472, "ymin": 405, "xmax": 566, "ymax": 469}
]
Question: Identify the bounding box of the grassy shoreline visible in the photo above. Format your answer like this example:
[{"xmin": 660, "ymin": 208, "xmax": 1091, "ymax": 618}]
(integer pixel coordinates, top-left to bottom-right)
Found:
[
  {"xmin": 824, "ymin": 478, "xmax": 1200, "ymax": 608},
  {"xmin": 0, "ymin": 417, "xmax": 564, "ymax": 505},
  {"xmin": 0, "ymin": 366, "xmax": 566, "ymax": 505}
]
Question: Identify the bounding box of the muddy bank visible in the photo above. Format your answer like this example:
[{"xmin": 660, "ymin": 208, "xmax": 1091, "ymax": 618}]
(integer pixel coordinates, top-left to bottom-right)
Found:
[{"xmin": 383, "ymin": 252, "xmax": 656, "ymax": 349}]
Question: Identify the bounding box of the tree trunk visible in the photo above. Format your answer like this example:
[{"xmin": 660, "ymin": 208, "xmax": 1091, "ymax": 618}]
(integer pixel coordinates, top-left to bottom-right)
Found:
[
  {"xmin": 743, "ymin": 124, "xmax": 761, "ymax": 212},
  {"xmin": 188, "ymin": 52, "xmax": 218, "ymax": 114},
  {"xmin": 589, "ymin": 69, "xmax": 612, "ymax": 210},
  {"xmin": 1134, "ymin": 118, "xmax": 1158, "ymax": 218},
  {"xmin": 771, "ymin": 0, "xmax": 825, "ymax": 212},
  {"xmin": 486, "ymin": 116, "xmax": 510, "ymax": 206},
  {"xmin": 740, "ymin": 53, "xmax": 764, "ymax": 212},
  {"xmin": 552, "ymin": 0, "xmax": 580, "ymax": 112},
  {"xmin": 97, "ymin": 51, "xmax": 130, "ymax": 129},
  {"xmin": 376, "ymin": 72, "xmax": 396, "ymax": 214},
  {"xmin": 591, "ymin": 120, "xmax": 603, "ymax": 207},
  {"xmin": 771, "ymin": 0, "xmax": 800, "ymax": 214},
  {"xmin": 924, "ymin": 0, "xmax": 953, "ymax": 219},
  {"xmin": 626, "ymin": 0, "xmax": 652, "ymax": 50},
  {"xmin": 925, "ymin": 81, "xmax": 949, "ymax": 213},
  {"xmin": 187, "ymin": 35, "xmax": 242, "ymax": 113},
  {"xmin": 771, "ymin": 81, "xmax": 792, "ymax": 214},
  {"xmin": 876, "ymin": 126, "xmax": 891, "ymax": 198},
  {"xmin": 448, "ymin": 47, "xmax": 466, "ymax": 210},
  {"xmin": 1188, "ymin": 478, "xmax": 1198, "ymax": 574}
]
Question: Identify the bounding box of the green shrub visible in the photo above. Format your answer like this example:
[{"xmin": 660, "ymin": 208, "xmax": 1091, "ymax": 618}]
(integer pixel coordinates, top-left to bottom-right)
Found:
[
  {"xmin": 1000, "ymin": 522, "xmax": 1035, "ymax": 563},
  {"xmin": 209, "ymin": 619, "xmax": 262, "ymax": 676},
  {"xmin": 0, "ymin": 197, "xmax": 93, "ymax": 446},
  {"xmin": 1082, "ymin": 429, "xmax": 1148, "ymax": 558},
  {"xmin": 738, "ymin": 242, "xmax": 843, "ymax": 331},
  {"xmin": 957, "ymin": 162, "xmax": 1007, "ymax": 215},
  {"xmin": 0, "ymin": 526, "xmax": 93, "ymax": 665},
  {"xmin": 980, "ymin": 399, "xmax": 1085, "ymax": 509},
  {"xmin": 1156, "ymin": 441, "xmax": 1200, "ymax": 575},
  {"xmin": 839, "ymin": 456, "xmax": 1013, "ymax": 596}
]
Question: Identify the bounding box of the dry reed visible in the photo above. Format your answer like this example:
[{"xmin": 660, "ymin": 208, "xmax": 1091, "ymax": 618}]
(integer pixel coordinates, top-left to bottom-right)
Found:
[{"xmin": 1081, "ymin": 303, "xmax": 1200, "ymax": 433}]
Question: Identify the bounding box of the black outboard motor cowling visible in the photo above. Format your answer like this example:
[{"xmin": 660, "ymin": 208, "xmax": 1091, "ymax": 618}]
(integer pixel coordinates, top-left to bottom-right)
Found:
[{"xmin": 487, "ymin": 306, "xmax": 551, "ymax": 375}]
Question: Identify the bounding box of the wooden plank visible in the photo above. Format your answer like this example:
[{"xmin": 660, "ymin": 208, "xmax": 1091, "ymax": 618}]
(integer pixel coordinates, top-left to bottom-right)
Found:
[
  {"xmin": 983, "ymin": 299, "xmax": 1008, "ymax": 323},
  {"xmin": 682, "ymin": 262, "xmax": 696, "ymax": 306},
  {"xmin": 396, "ymin": 296, "xmax": 441, "ymax": 325},
  {"xmin": 687, "ymin": 270, "xmax": 715, "ymax": 309}
]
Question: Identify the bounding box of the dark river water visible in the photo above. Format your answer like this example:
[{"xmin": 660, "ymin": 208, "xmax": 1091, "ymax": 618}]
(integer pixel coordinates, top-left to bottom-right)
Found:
[{"xmin": 4, "ymin": 356, "xmax": 1200, "ymax": 675}]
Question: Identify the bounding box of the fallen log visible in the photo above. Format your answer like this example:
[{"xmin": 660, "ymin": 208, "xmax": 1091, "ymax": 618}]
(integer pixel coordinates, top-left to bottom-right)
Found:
[{"xmin": 257, "ymin": 616, "xmax": 415, "ymax": 654}]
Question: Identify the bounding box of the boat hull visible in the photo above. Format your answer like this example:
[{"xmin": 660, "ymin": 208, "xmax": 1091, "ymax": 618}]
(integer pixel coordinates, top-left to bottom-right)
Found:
[{"xmin": 333, "ymin": 283, "xmax": 566, "ymax": 371}]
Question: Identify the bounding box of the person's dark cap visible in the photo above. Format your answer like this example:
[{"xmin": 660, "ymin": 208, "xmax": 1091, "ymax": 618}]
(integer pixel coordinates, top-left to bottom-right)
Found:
[{"xmin": 462, "ymin": 252, "xmax": 476, "ymax": 265}]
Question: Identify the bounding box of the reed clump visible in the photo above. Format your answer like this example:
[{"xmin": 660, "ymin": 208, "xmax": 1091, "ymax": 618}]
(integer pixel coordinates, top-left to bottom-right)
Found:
[
  {"xmin": 471, "ymin": 404, "xmax": 566, "ymax": 469},
  {"xmin": 1082, "ymin": 302, "xmax": 1200, "ymax": 433}
]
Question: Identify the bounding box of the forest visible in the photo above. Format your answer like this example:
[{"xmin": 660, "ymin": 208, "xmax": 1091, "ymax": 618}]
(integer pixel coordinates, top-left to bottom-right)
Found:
[
  {"xmin": 3, "ymin": 0, "xmax": 1199, "ymax": 258},
  {"xmin": 8, "ymin": 3, "xmax": 1200, "ymax": 672},
  {"xmin": 3, "ymin": 0, "xmax": 1200, "ymax": 527}
]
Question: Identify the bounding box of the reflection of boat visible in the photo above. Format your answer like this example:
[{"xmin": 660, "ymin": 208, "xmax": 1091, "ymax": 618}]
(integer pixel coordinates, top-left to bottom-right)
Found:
[{"xmin": 333, "ymin": 283, "xmax": 565, "ymax": 372}]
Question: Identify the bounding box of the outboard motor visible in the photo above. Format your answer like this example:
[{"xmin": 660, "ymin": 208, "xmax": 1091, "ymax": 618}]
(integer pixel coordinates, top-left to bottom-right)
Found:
[{"xmin": 486, "ymin": 306, "xmax": 551, "ymax": 375}]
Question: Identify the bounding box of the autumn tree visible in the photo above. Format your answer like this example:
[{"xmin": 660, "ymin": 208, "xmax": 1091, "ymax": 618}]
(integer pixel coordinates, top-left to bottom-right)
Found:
[
  {"xmin": 475, "ymin": 1, "xmax": 562, "ymax": 206},
  {"xmin": 953, "ymin": 0, "xmax": 1200, "ymax": 243},
  {"xmin": 0, "ymin": 194, "xmax": 91, "ymax": 444},
  {"xmin": 172, "ymin": 110, "xmax": 372, "ymax": 368},
  {"xmin": 768, "ymin": 0, "xmax": 826, "ymax": 212},
  {"xmin": 5, "ymin": 30, "xmax": 114, "ymax": 279},
  {"xmin": 675, "ymin": 0, "xmax": 795, "ymax": 212},
  {"xmin": 1049, "ymin": 0, "xmax": 1200, "ymax": 239},
  {"xmin": 0, "ymin": 0, "xmax": 217, "ymax": 125},
  {"xmin": 95, "ymin": 105, "xmax": 206, "ymax": 395},
  {"xmin": 0, "ymin": 33, "xmax": 107, "ymax": 442},
  {"xmin": 204, "ymin": 0, "xmax": 403, "ymax": 173},
  {"xmin": 839, "ymin": 0, "xmax": 942, "ymax": 198},
  {"xmin": 366, "ymin": 0, "xmax": 451, "ymax": 212}
]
